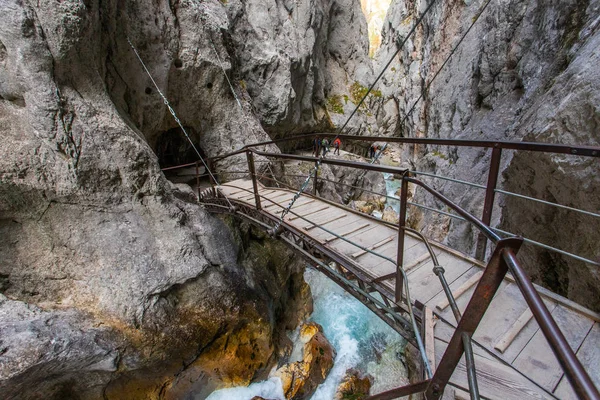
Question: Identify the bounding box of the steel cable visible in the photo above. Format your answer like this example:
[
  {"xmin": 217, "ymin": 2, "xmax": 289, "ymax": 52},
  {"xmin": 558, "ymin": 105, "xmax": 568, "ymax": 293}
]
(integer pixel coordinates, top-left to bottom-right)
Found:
[{"xmin": 126, "ymin": 37, "xmax": 234, "ymax": 209}]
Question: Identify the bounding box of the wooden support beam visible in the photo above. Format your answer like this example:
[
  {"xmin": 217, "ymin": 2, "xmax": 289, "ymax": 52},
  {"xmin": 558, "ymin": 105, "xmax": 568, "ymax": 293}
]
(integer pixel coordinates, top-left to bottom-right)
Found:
[
  {"xmin": 494, "ymin": 308, "xmax": 534, "ymax": 353},
  {"xmin": 435, "ymin": 270, "xmax": 484, "ymax": 311}
]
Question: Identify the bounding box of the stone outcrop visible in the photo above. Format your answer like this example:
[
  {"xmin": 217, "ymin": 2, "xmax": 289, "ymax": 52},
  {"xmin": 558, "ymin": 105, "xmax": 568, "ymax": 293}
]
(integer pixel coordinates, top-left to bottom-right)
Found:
[
  {"xmin": 273, "ymin": 322, "xmax": 336, "ymax": 399},
  {"xmin": 373, "ymin": 0, "xmax": 600, "ymax": 310},
  {"xmin": 334, "ymin": 369, "xmax": 373, "ymax": 400}
]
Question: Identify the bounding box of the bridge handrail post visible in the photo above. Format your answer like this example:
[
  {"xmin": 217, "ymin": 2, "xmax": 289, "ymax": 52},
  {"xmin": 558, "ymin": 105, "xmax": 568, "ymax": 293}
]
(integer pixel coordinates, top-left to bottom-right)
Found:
[
  {"xmin": 312, "ymin": 159, "xmax": 319, "ymax": 196},
  {"xmin": 246, "ymin": 150, "xmax": 262, "ymax": 210},
  {"xmin": 395, "ymin": 172, "xmax": 410, "ymax": 304},
  {"xmin": 425, "ymin": 237, "xmax": 522, "ymax": 399},
  {"xmin": 195, "ymin": 161, "xmax": 200, "ymax": 200},
  {"xmin": 207, "ymin": 159, "xmax": 217, "ymax": 186},
  {"xmin": 476, "ymin": 146, "xmax": 502, "ymax": 260}
]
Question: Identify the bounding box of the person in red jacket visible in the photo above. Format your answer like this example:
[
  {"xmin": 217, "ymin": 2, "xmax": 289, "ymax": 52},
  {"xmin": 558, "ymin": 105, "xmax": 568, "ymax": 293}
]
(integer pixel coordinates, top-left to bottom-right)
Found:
[{"xmin": 333, "ymin": 138, "xmax": 341, "ymax": 155}]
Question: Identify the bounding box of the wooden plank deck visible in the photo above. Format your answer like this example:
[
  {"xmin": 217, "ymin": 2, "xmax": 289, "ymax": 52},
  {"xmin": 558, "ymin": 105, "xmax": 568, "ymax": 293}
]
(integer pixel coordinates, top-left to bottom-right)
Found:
[{"xmin": 216, "ymin": 179, "xmax": 600, "ymax": 399}]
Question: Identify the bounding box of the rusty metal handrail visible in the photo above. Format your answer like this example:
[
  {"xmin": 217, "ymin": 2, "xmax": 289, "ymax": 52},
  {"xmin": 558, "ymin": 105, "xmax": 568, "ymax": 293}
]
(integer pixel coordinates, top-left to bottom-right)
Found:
[
  {"xmin": 503, "ymin": 250, "xmax": 600, "ymax": 399},
  {"xmin": 404, "ymin": 177, "xmax": 501, "ymax": 243},
  {"xmin": 209, "ymin": 133, "xmax": 600, "ymax": 162},
  {"xmin": 192, "ymin": 139, "xmax": 600, "ymax": 399}
]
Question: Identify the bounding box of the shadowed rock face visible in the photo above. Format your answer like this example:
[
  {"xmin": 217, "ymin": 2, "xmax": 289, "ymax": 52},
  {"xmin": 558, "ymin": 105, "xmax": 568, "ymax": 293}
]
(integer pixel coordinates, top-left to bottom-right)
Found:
[{"xmin": 373, "ymin": 0, "xmax": 600, "ymax": 311}]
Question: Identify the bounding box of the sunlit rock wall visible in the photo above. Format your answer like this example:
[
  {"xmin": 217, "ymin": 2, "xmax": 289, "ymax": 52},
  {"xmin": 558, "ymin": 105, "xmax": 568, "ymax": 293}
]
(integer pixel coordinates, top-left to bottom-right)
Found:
[{"xmin": 225, "ymin": 0, "xmax": 375, "ymax": 138}]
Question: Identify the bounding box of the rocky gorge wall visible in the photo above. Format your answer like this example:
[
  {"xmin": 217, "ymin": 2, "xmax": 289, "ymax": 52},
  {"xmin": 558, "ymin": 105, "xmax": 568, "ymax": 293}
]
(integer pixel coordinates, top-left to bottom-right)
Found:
[
  {"xmin": 0, "ymin": 0, "xmax": 372, "ymax": 398},
  {"xmin": 373, "ymin": 0, "xmax": 600, "ymax": 310}
]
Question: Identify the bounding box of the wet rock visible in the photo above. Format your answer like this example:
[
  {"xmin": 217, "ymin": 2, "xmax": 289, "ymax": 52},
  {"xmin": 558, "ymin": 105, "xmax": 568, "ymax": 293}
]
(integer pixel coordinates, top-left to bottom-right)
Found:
[
  {"xmin": 334, "ymin": 369, "xmax": 373, "ymax": 400},
  {"xmin": 273, "ymin": 322, "xmax": 336, "ymax": 399},
  {"xmin": 382, "ymin": 207, "xmax": 399, "ymax": 224}
]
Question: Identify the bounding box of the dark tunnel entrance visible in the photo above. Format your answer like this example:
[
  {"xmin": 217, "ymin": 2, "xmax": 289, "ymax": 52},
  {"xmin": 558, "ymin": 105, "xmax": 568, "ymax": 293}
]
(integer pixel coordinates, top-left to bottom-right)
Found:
[{"xmin": 156, "ymin": 127, "xmax": 209, "ymax": 190}]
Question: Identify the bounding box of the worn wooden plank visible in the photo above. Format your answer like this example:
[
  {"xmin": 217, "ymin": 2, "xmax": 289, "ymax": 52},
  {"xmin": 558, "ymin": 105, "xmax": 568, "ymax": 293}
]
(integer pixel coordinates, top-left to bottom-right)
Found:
[
  {"xmin": 433, "ymin": 320, "xmax": 499, "ymax": 363},
  {"xmin": 433, "ymin": 338, "xmax": 551, "ymax": 400},
  {"xmin": 403, "ymin": 253, "xmax": 476, "ymax": 307},
  {"xmin": 263, "ymin": 194, "xmax": 295, "ymax": 209},
  {"xmin": 290, "ymin": 208, "xmax": 340, "ymax": 230},
  {"xmin": 434, "ymin": 269, "xmax": 510, "ymax": 327},
  {"xmin": 425, "ymin": 307, "xmax": 436, "ymax": 375},
  {"xmin": 323, "ymin": 222, "xmax": 372, "ymax": 243},
  {"xmin": 331, "ymin": 224, "xmax": 395, "ymax": 257},
  {"xmin": 435, "ymin": 271, "xmax": 484, "ymax": 311},
  {"xmin": 494, "ymin": 308, "xmax": 533, "ymax": 354},
  {"xmin": 366, "ymin": 235, "xmax": 429, "ymax": 275},
  {"xmin": 553, "ymin": 322, "xmax": 600, "ymax": 399},
  {"xmin": 512, "ymin": 304, "xmax": 594, "ymax": 392},
  {"xmin": 312, "ymin": 215, "xmax": 363, "ymax": 239},
  {"xmin": 351, "ymin": 235, "xmax": 395, "ymax": 258},
  {"xmin": 273, "ymin": 198, "xmax": 316, "ymax": 214},
  {"xmin": 469, "ymin": 282, "xmax": 556, "ymax": 362},
  {"xmin": 287, "ymin": 205, "xmax": 329, "ymax": 221},
  {"xmin": 303, "ymin": 213, "xmax": 348, "ymax": 231},
  {"xmin": 404, "ymin": 252, "xmax": 432, "ymax": 273}
]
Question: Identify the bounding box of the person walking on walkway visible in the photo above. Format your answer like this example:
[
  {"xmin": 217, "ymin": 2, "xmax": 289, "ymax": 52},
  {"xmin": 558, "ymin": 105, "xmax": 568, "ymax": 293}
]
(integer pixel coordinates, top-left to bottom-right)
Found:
[
  {"xmin": 321, "ymin": 138, "xmax": 329, "ymax": 156},
  {"xmin": 313, "ymin": 136, "xmax": 320, "ymax": 157},
  {"xmin": 369, "ymin": 143, "xmax": 376, "ymax": 159},
  {"xmin": 333, "ymin": 138, "xmax": 341, "ymax": 155}
]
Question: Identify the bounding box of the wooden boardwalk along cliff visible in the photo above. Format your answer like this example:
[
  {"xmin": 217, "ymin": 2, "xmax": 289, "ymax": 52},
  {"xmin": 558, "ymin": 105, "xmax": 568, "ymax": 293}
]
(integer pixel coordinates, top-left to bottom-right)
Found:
[
  {"xmin": 205, "ymin": 177, "xmax": 599, "ymax": 400},
  {"xmin": 190, "ymin": 136, "xmax": 600, "ymax": 399}
]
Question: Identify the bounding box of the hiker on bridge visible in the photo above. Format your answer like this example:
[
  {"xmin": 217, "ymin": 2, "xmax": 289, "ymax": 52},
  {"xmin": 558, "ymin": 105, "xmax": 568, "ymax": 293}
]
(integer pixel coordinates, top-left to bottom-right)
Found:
[
  {"xmin": 321, "ymin": 138, "xmax": 330, "ymax": 156},
  {"xmin": 333, "ymin": 137, "xmax": 341, "ymax": 155},
  {"xmin": 369, "ymin": 143, "xmax": 377, "ymax": 159},
  {"xmin": 312, "ymin": 136, "xmax": 320, "ymax": 157}
]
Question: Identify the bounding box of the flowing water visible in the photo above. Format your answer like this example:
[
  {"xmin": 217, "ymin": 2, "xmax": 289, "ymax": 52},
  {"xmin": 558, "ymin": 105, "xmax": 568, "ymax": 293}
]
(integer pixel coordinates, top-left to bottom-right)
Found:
[
  {"xmin": 206, "ymin": 268, "xmax": 409, "ymax": 400},
  {"xmin": 383, "ymin": 172, "xmax": 402, "ymax": 214}
]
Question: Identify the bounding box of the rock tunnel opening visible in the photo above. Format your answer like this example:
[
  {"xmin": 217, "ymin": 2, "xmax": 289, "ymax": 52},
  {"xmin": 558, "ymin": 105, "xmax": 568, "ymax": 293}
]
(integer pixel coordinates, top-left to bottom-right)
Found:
[{"xmin": 155, "ymin": 127, "xmax": 209, "ymax": 189}]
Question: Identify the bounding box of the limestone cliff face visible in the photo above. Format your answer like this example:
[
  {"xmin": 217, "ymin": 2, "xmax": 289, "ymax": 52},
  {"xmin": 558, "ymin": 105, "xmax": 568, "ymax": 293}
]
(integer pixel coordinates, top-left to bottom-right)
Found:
[
  {"xmin": 225, "ymin": 0, "xmax": 375, "ymax": 138},
  {"xmin": 374, "ymin": 0, "xmax": 600, "ymax": 310},
  {"xmin": 0, "ymin": 0, "xmax": 327, "ymax": 398}
]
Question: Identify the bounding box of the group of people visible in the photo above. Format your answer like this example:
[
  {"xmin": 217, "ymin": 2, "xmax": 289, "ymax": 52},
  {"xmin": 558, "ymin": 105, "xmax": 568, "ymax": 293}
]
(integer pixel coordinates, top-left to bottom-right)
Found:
[
  {"xmin": 312, "ymin": 137, "xmax": 382, "ymax": 160},
  {"xmin": 368, "ymin": 143, "xmax": 380, "ymax": 159},
  {"xmin": 313, "ymin": 137, "xmax": 342, "ymax": 157}
]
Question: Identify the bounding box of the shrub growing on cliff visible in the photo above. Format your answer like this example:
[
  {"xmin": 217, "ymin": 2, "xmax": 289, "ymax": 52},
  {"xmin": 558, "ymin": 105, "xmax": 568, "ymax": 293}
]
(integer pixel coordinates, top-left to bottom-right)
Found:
[{"xmin": 327, "ymin": 95, "xmax": 345, "ymax": 114}]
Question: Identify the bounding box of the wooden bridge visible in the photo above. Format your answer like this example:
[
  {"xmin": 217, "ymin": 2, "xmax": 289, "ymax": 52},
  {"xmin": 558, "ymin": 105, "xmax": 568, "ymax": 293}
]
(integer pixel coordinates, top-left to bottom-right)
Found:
[{"xmin": 174, "ymin": 135, "xmax": 600, "ymax": 400}]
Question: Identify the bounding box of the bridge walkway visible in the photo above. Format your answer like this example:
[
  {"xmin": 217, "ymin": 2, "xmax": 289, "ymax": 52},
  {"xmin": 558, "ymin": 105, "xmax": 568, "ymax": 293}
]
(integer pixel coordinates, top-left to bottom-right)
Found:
[{"xmin": 216, "ymin": 178, "xmax": 600, "ymax": 400}]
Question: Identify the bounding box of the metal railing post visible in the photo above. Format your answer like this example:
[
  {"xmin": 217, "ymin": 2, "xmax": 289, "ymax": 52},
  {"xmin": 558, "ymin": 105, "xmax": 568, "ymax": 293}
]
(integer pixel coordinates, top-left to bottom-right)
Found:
[
  {"xmin": 312, "ymin": 159, "xmax": 319, "ymax": 196},
  {"xmin": 195, "ymin": 161, "xmax": 200, "ymax": 200},
  {"xmin": 476, "ymin": 147, "xmax": 502, "ymax": 260},
  {"xmin": 425, "ymin": 237, "xmax": 522, "ymax": 399},
  {"xmin": 207, "ymin": 159, "xmax": 217, "ymax": 186},
  {"xmin": 396, "ymin": 173, "xmax": 409, "ymax": 303},
  {"xmin": 246, "ymin": 150, "xmax": 261, "ymax": 210}
]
